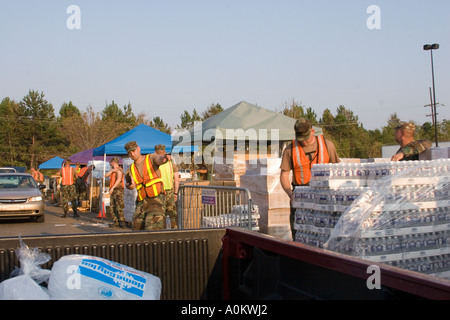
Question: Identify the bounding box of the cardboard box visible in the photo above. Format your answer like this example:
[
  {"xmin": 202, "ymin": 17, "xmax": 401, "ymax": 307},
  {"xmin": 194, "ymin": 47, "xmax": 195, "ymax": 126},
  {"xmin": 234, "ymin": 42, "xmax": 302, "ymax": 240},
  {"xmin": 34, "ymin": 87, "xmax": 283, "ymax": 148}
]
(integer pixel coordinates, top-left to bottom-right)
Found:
[
  {"xmin": 240, "ymin": 174, "xmax": 282, "ymax": 193},
  {"xmin": 419, "ymin": 147, "xmax": 450, "ymax": 160},
  {"xmin": 251, "ymin": 191, "xmax": 290, "ymax": 210},
  {"xmin": 258, "ymin": 207, "xmax": 290, "ymax": 226}
]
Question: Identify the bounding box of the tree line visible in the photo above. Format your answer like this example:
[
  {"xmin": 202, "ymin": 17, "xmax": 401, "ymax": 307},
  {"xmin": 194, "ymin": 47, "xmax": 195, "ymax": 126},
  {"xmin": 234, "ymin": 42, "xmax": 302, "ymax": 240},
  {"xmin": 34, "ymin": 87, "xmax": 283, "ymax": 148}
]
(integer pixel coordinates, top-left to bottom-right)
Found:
[{"xmin": 1, "ymin": 90, "xmax": 448, "ymax": 169}]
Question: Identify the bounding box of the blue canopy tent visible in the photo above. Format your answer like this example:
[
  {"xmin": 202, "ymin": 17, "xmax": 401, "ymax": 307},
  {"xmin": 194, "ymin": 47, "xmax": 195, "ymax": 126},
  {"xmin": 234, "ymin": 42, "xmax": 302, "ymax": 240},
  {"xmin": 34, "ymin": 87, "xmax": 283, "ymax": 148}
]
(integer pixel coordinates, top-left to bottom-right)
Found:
[
  {"xmin": 38, "ymin": 156, "xmax": 65, "ymax": 170},
  {"xmin": 92, "ymin": 124, "xmax": 173, "ymax": 156},
  {"xmin": 92, "ymin": 124, "xmax": 174, "ymax": 214}
]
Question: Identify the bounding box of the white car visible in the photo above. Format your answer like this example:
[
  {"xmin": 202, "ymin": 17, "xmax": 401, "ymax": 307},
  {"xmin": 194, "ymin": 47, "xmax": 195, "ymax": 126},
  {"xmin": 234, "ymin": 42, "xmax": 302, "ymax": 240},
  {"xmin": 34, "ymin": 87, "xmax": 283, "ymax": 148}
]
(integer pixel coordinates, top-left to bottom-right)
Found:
[{"xmin": 178, "ymin": 169, "xmax": 192, "ymax": 180}]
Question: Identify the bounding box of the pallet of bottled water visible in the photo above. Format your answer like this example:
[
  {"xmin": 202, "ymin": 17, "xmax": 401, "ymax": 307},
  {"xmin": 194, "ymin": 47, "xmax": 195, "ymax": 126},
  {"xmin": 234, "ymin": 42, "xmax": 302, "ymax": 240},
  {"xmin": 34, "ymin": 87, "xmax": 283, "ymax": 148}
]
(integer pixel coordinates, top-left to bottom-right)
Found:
[
  {"xmin": 293, "ymin": 186, "xmax": 369, "ymax": 248},
  {"xmin": 324, "ymin": 159, "xmax": 450, "ymax": 279}
]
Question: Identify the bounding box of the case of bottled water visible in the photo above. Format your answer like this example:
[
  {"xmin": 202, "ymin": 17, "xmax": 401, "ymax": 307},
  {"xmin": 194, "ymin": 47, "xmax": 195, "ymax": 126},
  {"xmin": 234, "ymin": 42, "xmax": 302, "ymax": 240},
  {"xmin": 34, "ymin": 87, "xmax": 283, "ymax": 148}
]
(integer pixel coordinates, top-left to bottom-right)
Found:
[{"xmin": 323, "ymin": 159, "xmax": 450, "ymax": 280}]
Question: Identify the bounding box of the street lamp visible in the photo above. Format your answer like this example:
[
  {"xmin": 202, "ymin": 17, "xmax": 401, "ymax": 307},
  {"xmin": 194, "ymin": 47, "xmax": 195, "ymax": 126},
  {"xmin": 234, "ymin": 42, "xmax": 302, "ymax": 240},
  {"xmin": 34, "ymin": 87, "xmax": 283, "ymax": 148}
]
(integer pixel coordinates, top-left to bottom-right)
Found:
[{"xmin": 423, "ymin": 43, "xmax": 439, "ymax": 146}]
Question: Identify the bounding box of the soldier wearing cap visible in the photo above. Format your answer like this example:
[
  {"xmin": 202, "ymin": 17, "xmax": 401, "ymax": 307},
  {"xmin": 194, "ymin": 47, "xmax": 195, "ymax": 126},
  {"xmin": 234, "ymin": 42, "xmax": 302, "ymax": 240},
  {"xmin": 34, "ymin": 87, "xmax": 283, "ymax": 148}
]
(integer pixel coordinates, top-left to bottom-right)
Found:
[
  {"xmin": 280, "ymin": 117, "xmax": 341, "ymax": 240},
  {"xmin": 391, "ymin": 121, "xmax": 432, "ymax": 161},
  {"xmin": 124, "ymin": 141, "xmax": 170, "ymax": 230},
  {"xmin": 155, "ymin": 144, "xmax": 179, "ymax": 229}
]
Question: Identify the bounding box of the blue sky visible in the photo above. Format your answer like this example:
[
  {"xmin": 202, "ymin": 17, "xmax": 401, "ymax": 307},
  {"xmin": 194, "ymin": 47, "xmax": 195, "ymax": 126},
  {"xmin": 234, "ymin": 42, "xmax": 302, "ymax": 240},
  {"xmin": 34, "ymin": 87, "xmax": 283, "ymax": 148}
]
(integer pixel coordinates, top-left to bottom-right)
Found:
[{"xmin": 1, "ymin": 1, "xmax": 449, "ymax": 130}]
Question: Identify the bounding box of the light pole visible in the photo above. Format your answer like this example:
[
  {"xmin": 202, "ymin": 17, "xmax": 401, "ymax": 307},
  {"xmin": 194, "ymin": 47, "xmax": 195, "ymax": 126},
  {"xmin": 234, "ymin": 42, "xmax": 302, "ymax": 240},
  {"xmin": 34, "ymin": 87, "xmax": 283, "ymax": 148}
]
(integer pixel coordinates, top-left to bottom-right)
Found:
[{"xmin": 423, "ymin": 43, "xmax": 439, "ymax": 146}]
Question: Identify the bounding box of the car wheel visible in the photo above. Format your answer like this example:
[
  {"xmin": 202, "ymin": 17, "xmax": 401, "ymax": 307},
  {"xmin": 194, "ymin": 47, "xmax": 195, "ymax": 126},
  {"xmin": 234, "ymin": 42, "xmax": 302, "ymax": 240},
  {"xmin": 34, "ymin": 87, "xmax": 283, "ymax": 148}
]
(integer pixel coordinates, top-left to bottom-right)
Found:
[{"xmin": 36, "ymin": 215, "xmax": 45, "ymax": 223}]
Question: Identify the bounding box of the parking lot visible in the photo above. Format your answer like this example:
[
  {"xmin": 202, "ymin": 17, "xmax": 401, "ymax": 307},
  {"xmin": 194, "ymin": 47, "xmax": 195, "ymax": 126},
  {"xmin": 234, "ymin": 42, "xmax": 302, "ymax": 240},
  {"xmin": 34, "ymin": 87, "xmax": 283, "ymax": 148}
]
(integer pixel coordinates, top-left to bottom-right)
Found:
[{"xmin": 0, "ymin": 201, "xmax": 130, "ymax": 238}]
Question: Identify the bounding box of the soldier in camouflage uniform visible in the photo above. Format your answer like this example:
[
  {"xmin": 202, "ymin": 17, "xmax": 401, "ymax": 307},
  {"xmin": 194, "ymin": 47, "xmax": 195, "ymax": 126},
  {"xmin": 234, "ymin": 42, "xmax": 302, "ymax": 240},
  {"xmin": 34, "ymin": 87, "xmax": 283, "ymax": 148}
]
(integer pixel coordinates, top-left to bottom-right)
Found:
[
  {"xmin": 60, "ymin": 159, "xmax": 79, "ymax": 218},
  {"xmin": 155, "ymin": 144, "xmax": 179, "ymax": 229},
  {"xmin": 124, "ymin": 141, "xmax": 170, "ymax": 231},
  {"xmin": 391, "ymin": 121, "xmax": 432, "ymax": 161},
  {"xmin": 132, "ymin": 195, "xmax": 166, "ymax": 230},
  {"xmin": 105, "ymin": 157, "xmax": 126, "ymax": 228}
]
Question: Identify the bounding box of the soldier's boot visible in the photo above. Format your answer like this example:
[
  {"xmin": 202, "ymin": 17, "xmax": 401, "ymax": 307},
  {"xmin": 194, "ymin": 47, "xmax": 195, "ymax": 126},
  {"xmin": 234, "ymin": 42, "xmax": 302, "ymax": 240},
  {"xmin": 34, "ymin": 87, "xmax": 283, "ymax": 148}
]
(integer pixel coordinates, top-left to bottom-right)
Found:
[
  {"xmin": 119, "ymin": 220, "xmax": 126, "ymax": 228},
  {"xmin": 73, "ymin": 209, "xmax": 80, "ymax": 218},
  {"xmin": 61, "ymin": 211, "xmax": 67, "ymax": 218}
]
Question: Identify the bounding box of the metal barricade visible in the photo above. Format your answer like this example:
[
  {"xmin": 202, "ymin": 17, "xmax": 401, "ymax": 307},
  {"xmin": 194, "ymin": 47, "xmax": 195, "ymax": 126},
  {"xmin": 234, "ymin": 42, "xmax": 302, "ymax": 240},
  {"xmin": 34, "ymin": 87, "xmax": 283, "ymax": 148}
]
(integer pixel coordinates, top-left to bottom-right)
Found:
[{"xmin": 177, "ymin": 185, "xmax": 258, "ymax": 231}]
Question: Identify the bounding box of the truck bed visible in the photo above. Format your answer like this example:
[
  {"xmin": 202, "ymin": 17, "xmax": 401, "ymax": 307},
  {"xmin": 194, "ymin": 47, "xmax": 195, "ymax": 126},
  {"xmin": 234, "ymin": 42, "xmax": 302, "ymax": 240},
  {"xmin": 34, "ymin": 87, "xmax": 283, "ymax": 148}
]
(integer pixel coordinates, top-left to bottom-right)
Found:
[{"xmin": 0, "ymin": 228, "xmax": 448, "ymax": 300}]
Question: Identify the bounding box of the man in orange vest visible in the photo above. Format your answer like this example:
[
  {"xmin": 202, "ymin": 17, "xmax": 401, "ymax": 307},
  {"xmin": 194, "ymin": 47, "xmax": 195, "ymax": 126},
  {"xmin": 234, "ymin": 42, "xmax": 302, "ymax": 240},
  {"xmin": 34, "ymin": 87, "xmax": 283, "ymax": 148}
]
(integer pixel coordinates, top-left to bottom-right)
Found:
[
  {"xmin": 124, "ymin": 141, "xmax": 171, "ymax": 230},
  {"xmin": 105, "ymin": 157, "xmax": 126, "ymax": 228},
  {"xmin": 280, "ymin": 117, "xmax": 341, "ymax": 240},
  {"xmin": 31, "ymin": 168, "xmax": 44, "ymax": 185},
  {"xmin": 59, "ymin": 159, "xmax": 79, "ymax": 218}
]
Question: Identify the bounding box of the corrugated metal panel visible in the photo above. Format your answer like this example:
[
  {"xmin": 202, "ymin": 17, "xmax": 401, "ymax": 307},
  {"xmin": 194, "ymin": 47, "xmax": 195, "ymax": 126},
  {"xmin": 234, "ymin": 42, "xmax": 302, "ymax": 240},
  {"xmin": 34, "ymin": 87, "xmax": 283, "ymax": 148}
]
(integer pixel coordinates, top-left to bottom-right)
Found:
[{"xmin": 0, "ymin": 229, "xmax": 225, "ymax": 300}]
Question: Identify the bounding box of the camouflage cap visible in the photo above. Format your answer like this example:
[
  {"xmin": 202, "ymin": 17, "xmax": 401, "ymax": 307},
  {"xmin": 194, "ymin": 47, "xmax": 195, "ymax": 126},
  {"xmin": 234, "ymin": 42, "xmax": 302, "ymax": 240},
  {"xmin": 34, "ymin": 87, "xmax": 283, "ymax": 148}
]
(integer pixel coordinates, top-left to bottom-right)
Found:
[
  {"xmin": 395, "ymin": 121, "xmax": 416, "ymax": 131},
  {"xmin": 294, "ymin": 117, "xmax": 312, "ymax": 141},
  {"xmin": 110, "ymin": 157, "xmax": 120, "ymax": 164},
  {"xmin": 124, "ymin": 141, "xmax": 138, "ymax": 153},
  {"xmin": 154, "ymin": 144, "xmax": 166, "ymax": 151}
]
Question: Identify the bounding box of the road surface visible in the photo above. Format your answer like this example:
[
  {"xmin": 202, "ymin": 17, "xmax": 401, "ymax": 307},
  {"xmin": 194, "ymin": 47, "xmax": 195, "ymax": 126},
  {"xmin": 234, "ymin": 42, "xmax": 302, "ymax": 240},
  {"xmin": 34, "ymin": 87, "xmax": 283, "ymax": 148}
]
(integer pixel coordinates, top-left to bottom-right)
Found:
[{"xmin": 0, "ymin": 201, "xmax": 130, "ymax": 238}]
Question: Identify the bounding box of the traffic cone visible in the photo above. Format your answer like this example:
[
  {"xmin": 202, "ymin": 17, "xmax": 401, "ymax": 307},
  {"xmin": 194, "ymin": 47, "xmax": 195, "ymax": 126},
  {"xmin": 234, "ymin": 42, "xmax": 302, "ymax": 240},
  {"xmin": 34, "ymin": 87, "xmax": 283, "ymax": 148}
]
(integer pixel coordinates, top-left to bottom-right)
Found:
[{"xmin": 97, "ymin": 201, "xmax": 106, "ymax": 218}]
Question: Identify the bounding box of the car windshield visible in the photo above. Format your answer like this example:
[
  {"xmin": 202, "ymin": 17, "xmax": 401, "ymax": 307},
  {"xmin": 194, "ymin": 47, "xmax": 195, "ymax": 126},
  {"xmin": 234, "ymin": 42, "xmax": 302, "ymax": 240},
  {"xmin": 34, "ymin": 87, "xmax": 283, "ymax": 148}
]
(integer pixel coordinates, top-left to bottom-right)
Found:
[{"xmin": 0, "ymin": 175, "xmax": 38, "ymax": 189}]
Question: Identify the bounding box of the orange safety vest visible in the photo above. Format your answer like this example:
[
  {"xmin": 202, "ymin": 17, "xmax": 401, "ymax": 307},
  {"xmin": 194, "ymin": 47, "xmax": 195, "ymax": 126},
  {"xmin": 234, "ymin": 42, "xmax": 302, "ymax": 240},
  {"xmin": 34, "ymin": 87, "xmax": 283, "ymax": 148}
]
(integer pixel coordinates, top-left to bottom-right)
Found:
[
  {"xmin": 130, "ymin": 155, "xmax": 164, "ymax": 201},
  {"xmin": 61, "ymin": 166, "xmax": 74, "ymax": 186},
  {"xmin": 77, "ymin": 167, "xmax": 90, "ymax": 182},
  {"xmin": 33, "ymin": 171, "xmax": 43, "ymax": 182},
  {"xmin": 110, "ymin": 168, "xmax": 125, "ymax": 189},
  {"xmin": 292, "ymin": 136, "xmax": 330, "ymax": 186}
]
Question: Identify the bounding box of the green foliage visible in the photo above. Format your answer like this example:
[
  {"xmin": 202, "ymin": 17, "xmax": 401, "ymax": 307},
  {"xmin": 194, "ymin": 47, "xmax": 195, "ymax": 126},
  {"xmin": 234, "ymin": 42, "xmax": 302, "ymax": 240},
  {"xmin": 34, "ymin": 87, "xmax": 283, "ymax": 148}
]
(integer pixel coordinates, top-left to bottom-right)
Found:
[
  {"xmin": 1, "ymin": 91, "xmax": 449, "ymax": 169},
  {"xmin": 150, "ymin": 116, "xmax": 171, "ymax": 135}
]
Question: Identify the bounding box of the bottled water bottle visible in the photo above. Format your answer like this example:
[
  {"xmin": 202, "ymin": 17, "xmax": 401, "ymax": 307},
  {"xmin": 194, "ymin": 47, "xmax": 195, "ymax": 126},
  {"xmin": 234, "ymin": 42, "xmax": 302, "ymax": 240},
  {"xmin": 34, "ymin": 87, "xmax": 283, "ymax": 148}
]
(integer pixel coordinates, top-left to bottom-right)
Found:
[{"xmin": 166, "ymin": 215, "xmax": 171, "ymax": 229}]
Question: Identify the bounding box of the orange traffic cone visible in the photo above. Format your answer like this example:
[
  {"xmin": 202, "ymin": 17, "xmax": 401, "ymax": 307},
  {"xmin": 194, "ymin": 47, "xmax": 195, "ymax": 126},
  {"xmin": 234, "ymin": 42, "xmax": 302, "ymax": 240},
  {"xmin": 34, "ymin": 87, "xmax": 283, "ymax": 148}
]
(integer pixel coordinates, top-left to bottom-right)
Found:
[{"xmin": 97, "ymin": 201, "xmax": 106, "ymax": 218}]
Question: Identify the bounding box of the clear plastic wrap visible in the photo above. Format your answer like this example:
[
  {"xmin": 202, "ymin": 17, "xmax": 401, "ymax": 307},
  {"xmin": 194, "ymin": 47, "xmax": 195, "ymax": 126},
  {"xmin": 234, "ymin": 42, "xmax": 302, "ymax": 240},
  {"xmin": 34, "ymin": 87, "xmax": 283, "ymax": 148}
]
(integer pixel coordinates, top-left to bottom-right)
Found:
[
  {"xmin": 0, "ymin": 238, "xmax": 51, "ymax": 300},
  {"xmin": 323, "ymin": 159, "xmax": 450, "ymax": 279},
  {"xmin": 202, "ymin": 204, "xmax": 260, "ymax": 230}
]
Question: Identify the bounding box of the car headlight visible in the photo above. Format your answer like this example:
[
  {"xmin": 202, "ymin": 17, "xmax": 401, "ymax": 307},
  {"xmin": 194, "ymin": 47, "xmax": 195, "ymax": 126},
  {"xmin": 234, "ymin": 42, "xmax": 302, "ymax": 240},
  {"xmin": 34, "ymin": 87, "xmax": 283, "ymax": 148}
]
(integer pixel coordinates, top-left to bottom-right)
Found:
[{"xmin": 29, "ymin": 196, "xmax": 43, "ymax": 202}]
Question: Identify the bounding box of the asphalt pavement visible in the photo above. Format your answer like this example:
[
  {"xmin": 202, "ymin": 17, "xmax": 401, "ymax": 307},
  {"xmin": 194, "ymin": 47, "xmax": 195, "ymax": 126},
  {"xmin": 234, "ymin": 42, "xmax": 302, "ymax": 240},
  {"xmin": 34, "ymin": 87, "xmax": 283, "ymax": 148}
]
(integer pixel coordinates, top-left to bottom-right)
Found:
[{"xmin": 0, "ymin": 201, "xmax": 131, "ymax": 238}]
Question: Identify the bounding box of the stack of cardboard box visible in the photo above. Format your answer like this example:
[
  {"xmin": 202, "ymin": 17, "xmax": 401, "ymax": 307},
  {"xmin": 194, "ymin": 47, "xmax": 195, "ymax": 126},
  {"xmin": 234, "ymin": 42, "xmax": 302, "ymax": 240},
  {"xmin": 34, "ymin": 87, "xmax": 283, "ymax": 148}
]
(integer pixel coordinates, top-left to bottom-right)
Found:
[
  {"xmin": 240, "ymin": 158, "xmax": 292, "ymax": 240},
  {"xmin": 213, "ymin": 157, "xmax": 247, "ymax": 186}
]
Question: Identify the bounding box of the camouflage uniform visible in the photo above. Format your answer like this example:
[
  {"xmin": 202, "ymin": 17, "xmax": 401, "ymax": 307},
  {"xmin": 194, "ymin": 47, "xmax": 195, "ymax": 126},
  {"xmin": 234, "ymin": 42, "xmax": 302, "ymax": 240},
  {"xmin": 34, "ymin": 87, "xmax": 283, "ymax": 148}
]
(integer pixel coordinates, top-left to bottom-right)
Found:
[
  {"xmin": 393, "ymin": 121, "xmax": 433, "ymax": 161},
  {"xmin": 131, "ymin": 193, "xmax": 166, "ymax": 230},
  {"xmin": 60, "ymin": 185, "xmax": 78, "ymax": 217},
  {"xmin": 164, "ymin": 189, "xmax": 177, "ymax": 229},
  {"xmin": 75, "ymin": 177, "xmax": 87, "ymax": 203},
  {"xmin": 397, "ymin": 139, "xmax": 432, "ymax": 161},
  {"xmin": 110, "ymin": 188, "xmax": 125, "ymax": 225}
]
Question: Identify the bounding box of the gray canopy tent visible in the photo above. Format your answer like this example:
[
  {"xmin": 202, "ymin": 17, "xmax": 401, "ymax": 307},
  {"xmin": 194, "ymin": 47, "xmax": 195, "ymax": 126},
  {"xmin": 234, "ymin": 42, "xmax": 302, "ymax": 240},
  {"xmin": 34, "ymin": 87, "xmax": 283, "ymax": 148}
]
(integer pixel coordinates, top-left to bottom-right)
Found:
[{"xmin": 173, "ymin": 101, "xmax": 322, "ymax": 157}]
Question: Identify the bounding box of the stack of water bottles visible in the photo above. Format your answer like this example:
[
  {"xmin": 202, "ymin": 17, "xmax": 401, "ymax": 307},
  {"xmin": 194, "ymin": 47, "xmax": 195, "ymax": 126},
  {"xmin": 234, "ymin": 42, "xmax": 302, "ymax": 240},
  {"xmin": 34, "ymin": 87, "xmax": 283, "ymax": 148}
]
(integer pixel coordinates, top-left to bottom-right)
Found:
[
  {"xmin": 292, "ymin": 160, "xmax": 373, "ymax": 248},
  {"xmin": 202, "ymin": 204, "xmax": 260, "ymax": 230},
  {"xmin": 323, "ymin": 158, "xmax": 450, "ymax": 280}
]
